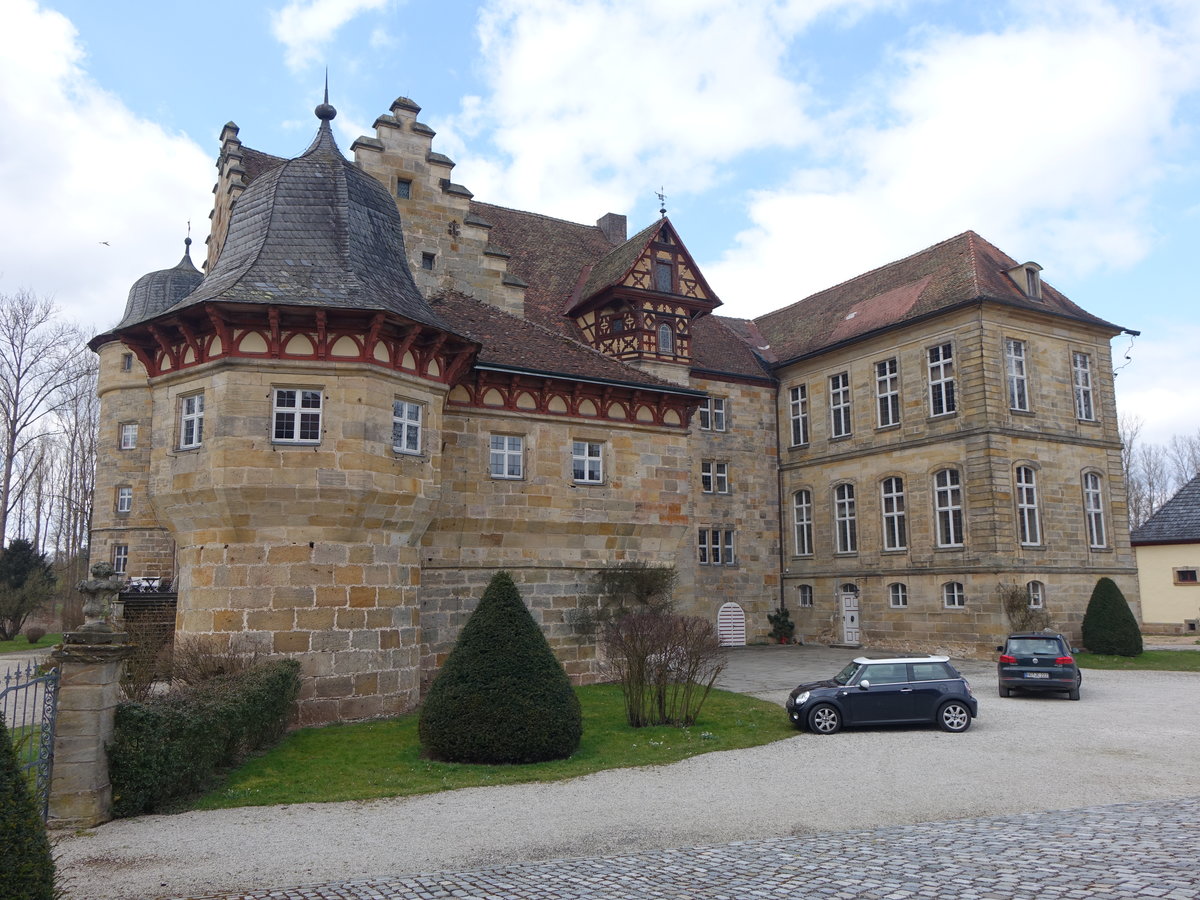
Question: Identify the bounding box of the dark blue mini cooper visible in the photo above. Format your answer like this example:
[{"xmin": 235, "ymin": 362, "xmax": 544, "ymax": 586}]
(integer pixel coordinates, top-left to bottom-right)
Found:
[{"xmin": 786, "ymin": 655, "xmax": 978, "ymax": 734}]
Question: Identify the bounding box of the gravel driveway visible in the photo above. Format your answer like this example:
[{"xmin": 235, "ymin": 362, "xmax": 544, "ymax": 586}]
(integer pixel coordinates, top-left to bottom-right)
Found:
[{"xmin": 54, "ymin": 645, "xmax": 1200, "ymax": 900}]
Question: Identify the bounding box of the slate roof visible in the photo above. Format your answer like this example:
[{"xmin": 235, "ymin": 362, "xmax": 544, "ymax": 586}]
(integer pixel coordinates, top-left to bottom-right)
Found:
[
  {"xmin": 432, "ymin": 292, "xmax": 700, "ymax": 393},
  {"xmin": 113, "ymin": 240, "xmax": 204, "ymax": 330},
  {"xmin": 1131, "ymin": 475, "xmax": 1200, "ymax": 545},
  {"xmin": 146, "ymin": 107, "xmax": 449, "ymax": 334},
  {"xmin": 753, "ymin": 231, "xmax": 1123, "ymax": 365}
]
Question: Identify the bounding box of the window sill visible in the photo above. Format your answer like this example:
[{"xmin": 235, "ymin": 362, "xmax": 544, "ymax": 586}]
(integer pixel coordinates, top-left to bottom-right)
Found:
[
  {"xmin": 1009, "ymin": 408, "xmax": 1036, "ymax": 418},
  {"xmin": 875, "ymin": 423, "xmax": 901, "ymax": 434}
]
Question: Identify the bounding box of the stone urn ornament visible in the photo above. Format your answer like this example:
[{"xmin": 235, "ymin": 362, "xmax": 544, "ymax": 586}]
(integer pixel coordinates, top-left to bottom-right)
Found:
[{"xmin": 70, "ymin": 562, "xmax": 127, "ymax": 644}]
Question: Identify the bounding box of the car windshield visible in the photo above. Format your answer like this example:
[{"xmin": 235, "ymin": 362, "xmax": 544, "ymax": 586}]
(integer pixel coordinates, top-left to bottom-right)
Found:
[
  {"xmin": 832, "ymin": 661, "xmax": 862, "ymax": 685},
  {"xmin": 1007, "ymin": 638, "xmax": 1062, "ymax": 656}
]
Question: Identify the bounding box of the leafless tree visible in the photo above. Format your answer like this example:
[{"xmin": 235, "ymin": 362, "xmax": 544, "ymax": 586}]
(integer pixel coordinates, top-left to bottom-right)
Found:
[
  {"xmin": 1121, "ymin": 414, "xmax": 1200, "ymax": 528},
  {"xmin": 0, "ymin": 290, "xmax": 88, "ymax": 544},
  {"xmin": 1166, "ymin": 430, "xmax": 1200, "ymax": 487}
]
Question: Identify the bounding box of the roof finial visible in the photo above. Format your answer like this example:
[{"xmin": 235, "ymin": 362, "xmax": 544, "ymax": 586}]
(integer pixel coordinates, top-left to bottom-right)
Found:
[
  {"xmin": 315, "ymin": 69, "xmax": 336, "ymax": 121},
  {"xmin": 184, "ymin": 220, "xmax": 192, "ymax": 253},
  {"xmin": 656, "ymin": 187, "xmax": 667, "ymax": 219}
]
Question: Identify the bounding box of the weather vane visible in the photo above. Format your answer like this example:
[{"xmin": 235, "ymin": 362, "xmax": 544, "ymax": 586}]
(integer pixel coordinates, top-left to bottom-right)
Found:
[{"xmin": 656, "ymin": 187, "xmax": 667, "ymax": 219}]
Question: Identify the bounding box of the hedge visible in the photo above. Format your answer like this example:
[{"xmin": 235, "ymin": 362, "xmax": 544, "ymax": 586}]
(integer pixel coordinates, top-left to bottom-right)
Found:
[{"xmin": 108, "ymin": 658, "xmax": 300, "ymax": 817}]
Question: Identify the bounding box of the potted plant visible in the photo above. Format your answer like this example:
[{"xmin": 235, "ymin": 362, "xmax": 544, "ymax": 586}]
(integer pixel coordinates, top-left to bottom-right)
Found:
[{"xmin": 767, "ymin": 604, "xmax": 796, "ymax": 644}]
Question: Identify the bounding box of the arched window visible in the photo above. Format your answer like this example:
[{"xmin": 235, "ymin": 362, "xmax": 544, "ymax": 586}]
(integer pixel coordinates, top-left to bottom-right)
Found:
[
  {"xmin": 888, "ymin": 583, "xmax": 908, "ymax": 608},
  {"xmin": 1015, "ymin": 466, "xmax": 1041, "ymax": 546},
  {"xmin": 942, "ymin": 581, "xmax": 965, "ymax": 608},
  {"xmin": 793, "ymin": 490, "xmax": 813, "ymax": 556},
  {"xmin": 658, "ymin": 322, "xmax": 674, "ymax": 354},
  {"xmin": 1083, "ymin": 472, "xmax": 1107, "ymax": 548},
  {"xmin": 934, "ymin": 468, "xmax": 964, "ymax": 547},
  {"xmin": 1027, "ymin": 581, "xmax": 1045, "ymax": 609}
]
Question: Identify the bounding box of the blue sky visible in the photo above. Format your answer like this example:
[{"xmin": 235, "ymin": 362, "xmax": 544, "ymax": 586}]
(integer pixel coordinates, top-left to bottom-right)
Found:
[{"xmin": 1, "ymin": 0, "xmax": 1198, "ymax": 446}]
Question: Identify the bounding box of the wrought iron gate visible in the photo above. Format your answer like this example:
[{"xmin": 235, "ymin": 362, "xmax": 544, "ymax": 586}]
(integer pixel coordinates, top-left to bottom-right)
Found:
[{"xmin": 1, "ymin": 660, "xmax": 59, "ymax": 819}]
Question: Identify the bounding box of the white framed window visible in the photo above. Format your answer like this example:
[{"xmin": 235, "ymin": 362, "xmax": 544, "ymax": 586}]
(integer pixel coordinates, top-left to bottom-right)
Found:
[
  {"xmin": 1083, "ymin": 472, "xmax": 1107, "ymax": 548},
  {"xmin": 928, "ymin": 342, "xmax": 956, "ymax": 416},
  {"xmin": 657, "ymin": 322, "xmax": 674, "ymax": 354},
  {"xmin": 789, "ymin": 385, "xmax": 809, "ymax": 446},
  {"xmin": 116, "ymin": 486, "xmax": 132, "ymax": 514},
  {"xmin": 793, "ymin": 489, "xmax": 813, "ymax": 557},
  {"xmin": 698, "ymin": 528, "xmax": 736, "ymax": 566},
  {"xmin": 112, "ymin": 544, "xmax": 129, "ymax": 575},
  {"xmin": 1027, "ymin": 580, "xmax": 1045, "ymax": 609},
  {"xmin": 489, "ymin": 434, "xmax": 524, "ymax": 479},
  {"xmin": 179, "ymin": 393, "xmax": 204, "ymax": 449},
  {"xmin": 1016, "ymin": 466, "xmax": 1041, "ymax": 546},
  {"xmin": 943, "ymin": 581, "xmax": 966, "ymax": 608},
  {"xmin": 834, "ymin": 483, "xmax": 857, "ymax": 553},
  {"xmin": 829, "ymin": 372, "xmax": 852, "ymax": 438},
  {"xmin": 120, "ymin": 423, "xmax": 138, "ymax": 450},
  {"xmin": 698, "ymin": 397, "xmax": 726, "ymax": 432},
  {"xmin": 1005, "ymin": 339, "xmax": 1029, "ymax": 412},
  {"xmin": 798, "ymin": 584, "xmax": 814, "ymax": 607},
  {"xmin": 273, "ymin": 388, "xmax": 322, "ymax": 443},
  {"xmin": 935, "ymin": 468, "xmax": 964, "ymax": 547},
  {"xmin": 881, "ymin": 476, "xmax": 907, "ymax": 551},
  {"xmin": 889, "ymin": 583, "xmax": 909, "ymax": 608},
  {"xmin": 875, "ymin": 358, "xmax": 900, "ymax": 428},
  {"xmin": 392, "ymin": 400, "xmax": 422, "ymax": 455},
  {"xmin": 701, "ymin": 460, "xmax": 729, "ymax": 494},
  {"xmin": 572, "ymin": 440, "xmax": 604, "ymax": 483},
  {"xmin": 1072, "ymin": 352, "xmax": 1095, "ymax": 421}
]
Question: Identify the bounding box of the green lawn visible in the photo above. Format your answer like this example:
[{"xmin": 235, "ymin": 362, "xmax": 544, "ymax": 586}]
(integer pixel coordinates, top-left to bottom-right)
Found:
[
  {"xmin": 194, "ymin": 683, "xmax": 793, "ymax": 810},
  {"xmin": 1077, "ymin": 649, "xmax": 1200, "ymax": 672},
  {"xmin": 0, "ymin": 632, "xmax": 61, "ymax": 654}
]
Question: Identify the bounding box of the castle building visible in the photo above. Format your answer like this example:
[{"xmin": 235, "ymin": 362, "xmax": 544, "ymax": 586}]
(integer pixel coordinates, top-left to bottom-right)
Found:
[{"xmin": 89, "ymin": 94, "xmax": 1138, "ymax": 723}]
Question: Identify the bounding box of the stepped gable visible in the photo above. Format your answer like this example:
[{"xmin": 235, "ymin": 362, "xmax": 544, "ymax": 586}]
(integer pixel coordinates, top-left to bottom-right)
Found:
[
  {"xmin": 469, "ymin": 201, "xmax": 615, "ymax": 338},
  {"xmin": 433, "ymin": 292, "xmax": 694, "ymax": 391},
  {"xmin": 152, "ymin": 102, "xmax": 448, "ymax": 333},
  {"xmin": 753, "ymin": 231, "xmax": 1123, "ymax": 365},
  {"xmin": 113, "ymin": 238, "xmax": 204, "ymax": 330},
  {"xmin": 1131, "ymin": 475, "xmax": 1200, "ymax": 545},
  {"xmin": 691, "ymin": 315, "xmax": 775, "ymax": 381}
]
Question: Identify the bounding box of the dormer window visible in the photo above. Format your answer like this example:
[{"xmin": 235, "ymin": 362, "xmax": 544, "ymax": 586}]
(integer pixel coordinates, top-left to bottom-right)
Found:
[
  {"xmin": 1008, "ymin": 262, "xmax": 1043, "ymax": 300},
  {"xmin": 653, "ymin": 260, "xmax": 673, "ymax": 293},
  {"xmin": 658, "ymin": 322, "xmax": 674, "ymax": 354}
]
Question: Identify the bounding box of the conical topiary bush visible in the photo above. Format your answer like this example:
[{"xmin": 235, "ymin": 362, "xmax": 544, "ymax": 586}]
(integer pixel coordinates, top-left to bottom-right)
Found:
[
  {"xmin": 0, "ymin": 717, "xmax": 57, "ymax": 900},
  {"xmin": 419, "ymin": 571, "xmax": 582, "ymax": 763},
  {"xmin": 1081, "ymin": 577, "xmax": 1143, "ymax": 657}
]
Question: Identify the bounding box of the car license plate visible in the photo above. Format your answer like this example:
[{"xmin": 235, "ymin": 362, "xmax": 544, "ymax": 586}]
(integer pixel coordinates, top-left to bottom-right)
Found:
[{"xmin": 1024, "ymin": 672, "xmax": 1050, "ymax": 679}]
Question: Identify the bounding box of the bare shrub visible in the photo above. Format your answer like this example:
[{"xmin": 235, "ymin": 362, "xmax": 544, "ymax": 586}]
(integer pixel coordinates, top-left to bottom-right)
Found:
[
  {"xmin": 23, "ymin": 625, "xmax": 46, "ymax": 644},
  {"xmin": 120, "ymin": 618, "xmax": 174, "ymax": 702},
  {"xmin": 170, "ymin": 634, "xmax": 259, "ymax": 687},
  {"xmin": 575, "ymin": 562, "xmax": 677, "ymax": 635},
  {"xmin": 603, "ymin": 611, "xmax": 726, "ymax": 727},
  {"xmin": 997, "ymin": 583, "xmax": 1053, "ymax": 633}
]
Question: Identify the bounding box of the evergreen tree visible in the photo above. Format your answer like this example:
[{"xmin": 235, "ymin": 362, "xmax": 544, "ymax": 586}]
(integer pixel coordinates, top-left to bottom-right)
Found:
[
  {"xmin": 1081, "ymin": 577, "xmax": 1143, "ymax": 657},
  {"xmin": 0, "ymin": 538, "xmax": 56, "ymax": 641},
  {"xmin": 419, "ymin": 571, "xmax": 582, "ymax": 763},
  {"xmin": 0, "ymin": 717, "xmax": 57, "ymax": 899}
]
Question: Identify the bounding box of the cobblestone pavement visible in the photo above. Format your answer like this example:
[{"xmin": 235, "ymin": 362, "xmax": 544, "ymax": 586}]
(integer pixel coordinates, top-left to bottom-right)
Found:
[{"xmin": 181, "ymin": 797, "xmax": 1200, "ymax": 900}]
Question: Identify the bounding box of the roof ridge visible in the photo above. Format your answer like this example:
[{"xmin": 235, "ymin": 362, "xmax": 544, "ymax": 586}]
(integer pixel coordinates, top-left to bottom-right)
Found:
[{"xmin": 471, "ymin": 200, "xmax": 605, "ymax": 233}]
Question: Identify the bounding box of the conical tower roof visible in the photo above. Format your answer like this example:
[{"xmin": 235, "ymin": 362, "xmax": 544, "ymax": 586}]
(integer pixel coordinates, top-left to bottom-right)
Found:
[
  {"xmin": 115, "ymin": 238, "xmax": 203, "ymax": 329},
  {"xmin": 150, "ymin": 97, "xmax": 447, "ymax": 332}
]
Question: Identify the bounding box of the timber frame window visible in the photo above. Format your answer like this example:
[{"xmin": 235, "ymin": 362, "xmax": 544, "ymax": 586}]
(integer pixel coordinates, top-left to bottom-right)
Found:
[
  {"xmin": 1083, "ymin": 472, "xmax": 1107, "ymax": 548},
  {"xmin": 179, "ymin": 393, "xmax": 204, "ymax": 449},
  {"xmin": 272, "ymin": 388, "xmax": 322, "ymax": 444},
  {"xmin": 880, "ymin": 476, "xmax": 907, "ymax": 551},
  {"xmin": 889, "ymin": 583, "xmax": 909, "ymax": 608},
  {"xmin": 572, "ymin": 440, "xmax": 604, "ymax": 483},
  {"xmin": 829, "ymin": 372, "xmax": 852, "ymax": 438},
  {"xmin": 928, "ymin": 342, "xmax": 956, "ymax": 416},
  {"xmin": 1072, "ymin": 352, "xmax": 1095, "ymax": 421},
  {"xmin": 489, "ymin": 434, "xmax": 524, "ymax": 479},
  {"xmin": 698, "ymin": 528, "xmax": 736, "ymax": 566},
  {"xmin": 119, "ymin": 423, "xmax": 138, "ymax": 450},
  {"xmin": 789, "ymin": 385, "xmax": 810, "ymax": 446},
  {"xmin": 875, "ymin": 358, "xmax": 900, "ymax": 428},
  {"xmin": 1006, "ymin": 339, "xmax": 1030, "ymax": 412},
  {"xmin": 942, "ymin": 581, "xmax": 966, "ymax": 608},
  {"xmin": 698, "ymin": 397, "xmax": 726, "ymax": 432},
  {"xmin": 701, "ymin": 460, "xmax": 729, "ymax": 494},
  {"xmin": 834, "ymin": 483, "xmax": 857, "ymax": 554},
  {"xmin": 392, "ymin": 400, "xmax": 422, "ymax": 455},
  {"xmin": 793, "ymin": 489, "xmax": 813, "ymax": 556},
  {"xmin": 657, "ymin": 322, "xmax": 675, "ymax": 354},
  {"xmin": 1016, "ymin": 466, "xmax": 1041, "ymax": 546},
  {"xmin": 934, "ymin": 468, "xmax": 964, "ymax": 547}
]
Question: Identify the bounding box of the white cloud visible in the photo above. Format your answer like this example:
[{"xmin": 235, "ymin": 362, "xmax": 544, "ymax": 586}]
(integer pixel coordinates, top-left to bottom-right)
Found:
[
  {"xmin": 707, "ymin": 2, "xmax": 1200, "ymax": 316},
  {"xmin": 0, "ymin": 0, "xmax": 213, "ymax": 334},
  {"xmin": 270, "ymin": 0, "xmax": 391, "ymax": 72}
]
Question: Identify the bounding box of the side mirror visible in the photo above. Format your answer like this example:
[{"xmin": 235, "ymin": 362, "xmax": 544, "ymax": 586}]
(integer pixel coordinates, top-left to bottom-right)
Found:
[
  {"xmin": 996, "ymin": 646, "xmax": 1004, "ymax": 652},
  {"xmin": 858, "ymin": 680, "xmax": 871, "ymax": 690}
]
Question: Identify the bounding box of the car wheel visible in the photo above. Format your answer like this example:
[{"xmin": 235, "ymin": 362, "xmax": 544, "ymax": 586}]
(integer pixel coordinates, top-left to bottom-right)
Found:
[
  {"xmin": 1068, "ymin": 676, "xmax": 1081, "ymax": 701},
  {"xmin": 937, "ymin": 701, "xmax": 972, "ymax": 733},
  {"xmin": 998, "ymin": 685, "xmax": 1011, "ymax": 698},
  {"xmin": 808, "ymin": 704, "xmax": 842, "ymax": 735}
]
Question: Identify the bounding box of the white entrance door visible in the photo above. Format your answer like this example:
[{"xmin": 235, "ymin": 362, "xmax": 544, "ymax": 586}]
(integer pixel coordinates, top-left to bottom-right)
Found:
[
  {"xmin": 716, "ymin": 602, "xmax": 746, "ymax": 646},
  {"xmin": 840, "ymin": 585, "xmax": 860, "ymax": 644}
]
